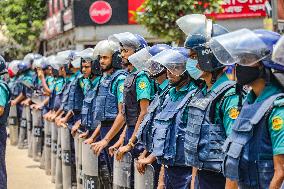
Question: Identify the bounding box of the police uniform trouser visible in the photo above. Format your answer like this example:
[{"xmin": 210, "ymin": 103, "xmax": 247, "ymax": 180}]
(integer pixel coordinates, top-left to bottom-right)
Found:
[
  {"xmin": 0, "ymin": 128, "xmax": 7, "ymax": 189},
  {"xmin": 197, "ymin": 170, "xmax": 225, "ymax": 189},
  {"xmin": 165, "ymin": 165, "xmax": 192, "ymax": 189}
]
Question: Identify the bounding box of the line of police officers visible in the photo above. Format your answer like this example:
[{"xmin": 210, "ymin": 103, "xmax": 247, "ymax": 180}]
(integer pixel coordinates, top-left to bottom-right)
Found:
[{"xmin": 2, "ymin": 14, "xmax": 284, "ymax": 189}]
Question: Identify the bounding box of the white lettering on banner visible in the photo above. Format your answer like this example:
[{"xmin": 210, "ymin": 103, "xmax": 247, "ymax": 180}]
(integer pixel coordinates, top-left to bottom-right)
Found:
[
  {"xmin": 90, "ymin": 8, "xmax": 111, "ymax": 17},
  {"xmin": 223, "ymin": 0, "xmax": 263, "ymax": 5},
  {"xmin": 225, "ymin": 6, "xmax": 243, "ymax": 13},
  {"xmin": 249, "ymin": 4, "xmax": 265, "ymax": 12}
]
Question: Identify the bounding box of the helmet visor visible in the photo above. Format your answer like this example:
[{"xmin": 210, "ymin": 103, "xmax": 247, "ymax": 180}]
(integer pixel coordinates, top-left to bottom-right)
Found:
[
  {"xmin": 176, "ymin": 14, "xmax": 208, "ymax": 37},
  {"xmin": 272, "ymin": 35, "xmax": 284, "ymax": 66},
  {"xmin": 150, "ymin": 49, "xmax": 187, "ymax": 76},
  {"xmin": 128, "ymin": 47, "xmax": 152, "ymax": 71},
  {"xmin": 209, "ymin": 28, "xmax": 270, "ymax": 66}
]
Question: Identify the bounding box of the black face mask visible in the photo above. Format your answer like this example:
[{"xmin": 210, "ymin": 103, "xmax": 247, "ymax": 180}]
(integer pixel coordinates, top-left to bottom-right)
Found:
[{"xmin": 236, "ymin": 65, "xmax": 263, "ymax": 85}]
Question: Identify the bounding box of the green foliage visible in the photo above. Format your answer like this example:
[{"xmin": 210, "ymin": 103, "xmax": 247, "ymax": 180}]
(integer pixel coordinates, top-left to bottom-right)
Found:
[
  {"xmin": 0, "ymin": 0, "xmax": 47, "ymax": 58},
  {"xmin": 137, "ymin": 0, "xmax": 222, "ymax": 44}
]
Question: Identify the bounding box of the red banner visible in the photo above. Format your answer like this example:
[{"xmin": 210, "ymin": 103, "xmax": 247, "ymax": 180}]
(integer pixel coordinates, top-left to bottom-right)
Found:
[
  {"xmin": 128, "ymin": 0, "xmax": 266, "ymax": 23},
  {"xmin": 128, "ymin": 0, "xmax": 145, "ymax": 24},
  {"xmin": 208, "ymin": 0, "xmax": 267, "ymax": 19}
]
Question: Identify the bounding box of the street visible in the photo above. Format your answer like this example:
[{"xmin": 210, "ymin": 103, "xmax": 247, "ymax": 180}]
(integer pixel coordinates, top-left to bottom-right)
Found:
[{"xmin": 6, "ymin": 142, "xmax": 54, "ymax": 189}]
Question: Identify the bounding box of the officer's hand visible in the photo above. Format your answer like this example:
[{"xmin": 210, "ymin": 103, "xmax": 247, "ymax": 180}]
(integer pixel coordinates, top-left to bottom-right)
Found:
[
  {"xmin": 109, "ymin": 138, "xmax": 124, "ymax": 157},
  {"xmin": 136, "ymin": 158, "xmax": 146, "ymax": 174},
  {"xmin": 11, "ymin": 100, "xmax": 17, "ymax": 106},
  {"xmin": 71, "ymin": 123, "xmax": 80, "ymax": 137},
  {"xmin": 30, "ymin": 104, "xmax": 36, "ymax": 109},
  {"xmin": 91, "ymin": 139, "xmax": 108, "ymax": 156},
  {"xmin": 79, "ymin": 131, "xmax": 88, "ymax": 139},
  {"xmin": 50, "ymin": 114, "xmax": 57, "ymax": 122},
  {"xmin": 84, "ymin": 136, "xmax": 94, "ymax": 145},
  {"xmin": 60, "ymin": 123, "xmax": 67, "ymax": 128},
  {"xmin": 116, "ymin": 145, "xmax": 132, "ymax": 161}
]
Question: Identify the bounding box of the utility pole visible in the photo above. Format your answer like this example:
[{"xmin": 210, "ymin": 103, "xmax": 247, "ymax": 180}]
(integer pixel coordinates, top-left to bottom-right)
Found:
[{"xmin": 271, "ymin": 0, "xmax": 278, "ymax": 31}]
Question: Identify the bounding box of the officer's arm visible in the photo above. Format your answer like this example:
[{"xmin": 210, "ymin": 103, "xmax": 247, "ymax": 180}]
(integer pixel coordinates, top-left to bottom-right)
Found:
[
  {"xmin": 102, "ymin": 103, "xmax": 125, "ymax": 143},
  {"xmin": 12, "ymin": 92, "xmax": 25, "ymax": 105},
  {"xmin": 129, "ymin": 99, "xmax": 149, "ymax": 143},
  {"xmin": 270, "ymin": 155, "xmax": 284, "ymax": 188}
]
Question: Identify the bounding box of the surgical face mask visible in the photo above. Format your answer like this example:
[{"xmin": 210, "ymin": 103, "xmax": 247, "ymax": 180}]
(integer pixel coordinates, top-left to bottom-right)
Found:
[
  {"xmin": 186, "ymin": 58, "xmax": 203, "ymax": 80},
  {"xmin": 236, "ymin": 65, "xmax": 263, "ymax": 85}
]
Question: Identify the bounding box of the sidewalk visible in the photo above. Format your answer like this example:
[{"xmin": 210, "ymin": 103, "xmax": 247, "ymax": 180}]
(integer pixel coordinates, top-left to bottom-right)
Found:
[{"xmin": 6, "ymin": 143, "xmax": 55, "ymax": 189}]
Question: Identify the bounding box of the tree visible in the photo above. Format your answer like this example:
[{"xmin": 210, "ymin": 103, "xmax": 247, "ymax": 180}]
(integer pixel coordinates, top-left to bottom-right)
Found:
[
  {"xmin": 136, "ymin": 0, "xmax": 222, "ymax": 44},
  {"xmin": 0, "ymin": 0, "xmax": 47, "ymax": 59}
]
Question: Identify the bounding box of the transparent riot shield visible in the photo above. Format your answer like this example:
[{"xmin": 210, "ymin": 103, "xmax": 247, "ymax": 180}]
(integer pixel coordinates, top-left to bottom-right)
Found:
[
  {"xmin": 27, "ymin": 106, "xmax": 33, "ymax": 157},
  {"xmin": 32, "ymin": 108, "xmax": 43, "ymax": 161},
  {"xmin": 134, "ymin": 160, "xmax": 155, "ymax": 189},
  {"xmin": 74, "ymin": 133, "xmax": 83, "ymax": 189},
  {"xmin": 82, "ymin": 142, "xmax": 99, "ymax": 189},
  {"xmin": 113, "ymin": 152, "xmax": 132, "ymax": 189},
  {"xmin": 55, "ymin": 125, "xmax": 63, "ymax": 189},
  {"xmin": 44, "ymin": 120, "xmax": 52, "ymax": 175},
  {"xmin": 51, "ymin": 122, "xmax": 58, "ymax": 182},
  {"xmin": 18, "ymin": 106, "xmax": 27, "ymax": 149},
  {"xmin": 8, "ymin": 105, "xmax": 18, "ymax": 145},
  {"xmin": 61, "ymin": 127, "xmax": 72, "ymax": 189}
]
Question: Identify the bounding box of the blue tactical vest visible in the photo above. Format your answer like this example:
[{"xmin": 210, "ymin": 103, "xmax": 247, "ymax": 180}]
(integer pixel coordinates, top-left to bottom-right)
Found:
[
  {"xmin": 61, "ymin": 79, "xmax": 73, "ymax": 112},
  {"xmin": 81, "ymin": 84, "xmax": 99, "ymax": 131},
  {"xmin": 123, "ymin": 71, "xmax": 140, "ymax": 126},
  {"xmin": 93, "ymin": 70, "xmax": 127, "ymax": 122},
  {"xmin": 0, "ymin": 81, "xmax": 11, "ymax": 125},
  {"xmin": 152, "ymin": 86, "xmax": 197, "ymax": 166},
  {"xmin": 222, "ymin": 93, "xmax": 284, "ymax": 188},
  {"xmin": 53, "ymin": 78, "xmax": 65, "ymax": 111},
  {"xmin": 184, "ymin": 80, "xmax": 236, "ymax": 172},
  {"xmin": 67, "ymin": 76, "xmax": 84, "ymax": 113},
  {"xmin": 137, "ymin": 86, "xmax": 170, "ymax": 152}
]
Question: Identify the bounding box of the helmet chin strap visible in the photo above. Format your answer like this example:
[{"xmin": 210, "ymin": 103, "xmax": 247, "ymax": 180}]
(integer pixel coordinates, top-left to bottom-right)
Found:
[{"xmin": 171, "ymin": 72, "xmax": 189, "ymax": 87}]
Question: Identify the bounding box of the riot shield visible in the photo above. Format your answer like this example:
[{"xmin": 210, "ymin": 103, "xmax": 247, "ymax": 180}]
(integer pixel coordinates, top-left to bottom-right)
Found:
[
  {"xmin": 44, "ymin": 120, "xmax": 52, "ymax": 175},
  {"xmin": 31, "ymin": 109, "xmax": 43, "ymax": 161},
  {"xmin": 18, "ymin": 106, "xmax": 27, "ymax": 149},
  {"xmin": 134, "ymin": 160, "xmax": 155, "ymax": 189},
  {"xmin": 61, "ymin": 127, "xmax": 72, "ymax": 189},
  {"xmin": 8, "ymin": 105, "xmax": 18, "ymax": 145},
  {"xmin": 51, "ymin": 122, "xmax": 58, "ymax": 183},
  {"xmin": 55, "ymin": 126, "xmax": 63, "ymax": 189},
  {"xmin": 27, "ymin": 106, "xmax": 33, "ymax": 157},
  {"xmin": 82, "ymin": 142, "xmax": 99, "ymax": 189},
  {"xmin": 74, "ymin": 133, "xmax": 83, "ymax": 189},
  {"xmin": 113, "ymin": 152, "xmax": 132, "ymax": 189}
]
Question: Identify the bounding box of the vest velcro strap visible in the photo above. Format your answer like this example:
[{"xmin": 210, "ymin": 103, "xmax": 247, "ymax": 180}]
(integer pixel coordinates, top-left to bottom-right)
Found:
[{"xmin": 227, "ymin": 142, "xmax": 243, "ymax": 159}]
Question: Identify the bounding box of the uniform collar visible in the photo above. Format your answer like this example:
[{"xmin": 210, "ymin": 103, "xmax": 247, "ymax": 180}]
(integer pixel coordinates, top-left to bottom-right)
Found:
[
  {"xmin": 246, "ymin": 83, "xmax": 283, "ymax": 104},
  {"xmin": 158, "ymin": 79, "xmax": 169, "ymax": 94},
  {"xmin": 209, "ymin": 73, "xmax": 229, "ymax": 93}
]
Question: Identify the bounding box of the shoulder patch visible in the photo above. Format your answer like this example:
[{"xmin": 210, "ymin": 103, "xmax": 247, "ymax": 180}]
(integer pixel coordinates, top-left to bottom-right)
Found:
[
  {"xmin": 55, "ymin": 86, "xmax": 59, "ymax": 92},
  {"xmin": 272, "ymin": 116, "xmax": 283, "ymax": 131},
  {"xmin": 229, "ymin": 107, "xmax": 240, "ymax": 120},
  {"xmin": 119, "ymin": 85, "xmax": 124, "ymax": 93},
  {"xmin": 138, "ymin": 81, "xmax": 147, "ymax": 90}
]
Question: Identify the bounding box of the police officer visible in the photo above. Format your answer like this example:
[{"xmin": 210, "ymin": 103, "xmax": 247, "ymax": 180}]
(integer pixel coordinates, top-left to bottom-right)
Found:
[
  {"xmin": 209, "ymin": 29, "xmax": 284, "ymax": 189},
  {"xmin": 90, "ymin": 39, "xmax": 127, "ymax": 187},
  {"xmin": 125, "ymin": 44, "xmax": 171, "ymax": 188},
  {"xmin": 0, "ymin": 55, "xmax": 11, "ymax": 189},
  {"xmin": 176, "ymin": 14, "xmax": 242, "ymax": 189},
  {"xmin": 7, "ymin": 60, "xmax": 21, "ymax": 146},
  {"xmin": 145, "ymin": 48, "xmax": 199, "ymax": 189}
]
